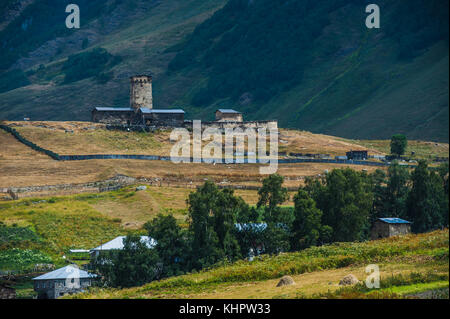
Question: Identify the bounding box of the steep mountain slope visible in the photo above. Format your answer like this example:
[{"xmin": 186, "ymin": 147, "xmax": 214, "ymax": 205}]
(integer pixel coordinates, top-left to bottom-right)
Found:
[
  {"xmin": 0, "ymin": 0, "xmax": 227, "ymax": 119},
  {"xmin": 0, "ymin": 0, "xmax": 448, "ymax": 142},
  {"xmin": 164, "ymin": 0, "xmax": 449, "ymax": 142}
]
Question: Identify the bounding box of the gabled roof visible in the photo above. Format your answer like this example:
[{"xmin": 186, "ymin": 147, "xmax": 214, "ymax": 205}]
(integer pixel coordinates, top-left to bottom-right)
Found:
[
  {"xmin": 90, "ymin": 236, "xmax": 157, "ymax": 251},
  {"xmin": 378, "ymin": 218, "xmax": 412, "ymax": 224},
  {"xmin": 140, "ymin": 108, "xmax": 185, "ymax": 114},
  {"xmin": 93, "ymin": 107, "xmax": 134, "ymax": 112},
  {"xmin": 217, "ymin": 109, "xmax": 241, "ymax": 114},
  {"xmin": 32, "ymin": 265, "xmax": 97, "ymax": 281}
]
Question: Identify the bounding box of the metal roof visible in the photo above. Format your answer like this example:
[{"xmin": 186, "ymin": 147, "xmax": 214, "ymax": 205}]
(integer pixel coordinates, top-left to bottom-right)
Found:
[
  {"xmin": 32, "ymin": 265, "xmax": 97, "ymax": 281},
  {"xmin": 140, "ymin": 108, "xmax": 185, "ymax": 114},
  {"xmin": 235, "ymin": 223, "xmax": 267, "ymax": 232},
  {"xmin": 217, "ymin": 109, "xmax": 241, "ymax": 114},
  {"xmin": 93, "ymin": 107, "xmax": 134, "ymax": 112},
  {"xmin": 378, "ymin": 218, "xmax": 412, "ymax": 224},
  {"xmin": 90, "ymin": 236, "xmax": 157, "ymax": 251},
  {"xmin": 69, "ymin": 249, "xmax": 90, "ymax": 253}
]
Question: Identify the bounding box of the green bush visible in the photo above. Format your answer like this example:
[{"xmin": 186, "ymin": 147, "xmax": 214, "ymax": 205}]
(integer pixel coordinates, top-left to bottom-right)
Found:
[
  {"xmin": 0, "ymin": 225, "xmax": 41, "ymax": 248},
  {"xmin": 0, "ymin": 249, "xmax": 53, "ymax": 271},
  {"xmin": 0, "ymin": 69, "xmax": 30, "ymax": 93}
]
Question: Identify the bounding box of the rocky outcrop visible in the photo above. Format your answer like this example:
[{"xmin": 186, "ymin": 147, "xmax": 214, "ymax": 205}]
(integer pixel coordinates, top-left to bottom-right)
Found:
[
  {"xmin": 339, "ymin": 274, "xmax": 360, "ymax": 286},
  {"xmin": 276, "ymin": 275, "xmax": 295, "ymax": 287}
]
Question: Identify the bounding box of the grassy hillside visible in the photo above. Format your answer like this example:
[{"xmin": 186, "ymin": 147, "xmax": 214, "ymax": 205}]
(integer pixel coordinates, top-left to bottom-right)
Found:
[
  {"xmin": 0, "ymin": 0, "xmax": 226, "ymax": 120},
  {"xmin": 0, "ymin": 0, "xmax": 447, "ymax": 142},
  {"xmin": 0, "ymin": 121, "xmax": 389, "ymax": 189},
  {"xmin": 70, "ymin": 229, "xmax": 449, "ymax": 299},
  {"xmin": 165, "ymin": 0, "xmax": 449, "ymax": 142}
]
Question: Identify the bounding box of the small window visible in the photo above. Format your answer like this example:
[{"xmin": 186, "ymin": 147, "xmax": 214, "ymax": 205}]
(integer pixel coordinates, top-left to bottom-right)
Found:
[{"xmin": 71, "ymin": 278, "xmax": 75, "ymax": 283}]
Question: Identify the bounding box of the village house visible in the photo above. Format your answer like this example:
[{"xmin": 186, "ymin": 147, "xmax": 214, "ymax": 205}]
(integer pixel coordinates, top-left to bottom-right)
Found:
[
  {"xmin": 215, "ymin": 109, "xmax": 243, "ymax": 122},
  {"xmin": 370, "ymin": 218, "xmax": 412, "ymax": 240},
  {"xmin": 32, "ymin": 265, "xmax": 97, "ymax": 299},
  {"xmin": 346, "ymin": 150, "xmax": 369, "ymax": 160}
]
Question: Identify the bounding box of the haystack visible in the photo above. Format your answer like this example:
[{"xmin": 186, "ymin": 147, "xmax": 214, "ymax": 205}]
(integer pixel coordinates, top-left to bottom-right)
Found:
[
  {"xmin": 339, "ymin": 274, "xmax": 359, "ymax": 286},
  {"xmin": 276, "ymin": 275, "xmax": 295, "ymax": 287}
]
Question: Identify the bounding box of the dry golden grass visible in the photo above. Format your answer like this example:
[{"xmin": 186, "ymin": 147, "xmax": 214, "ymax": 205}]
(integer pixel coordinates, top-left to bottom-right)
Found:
[
  {"xmin": 188, "ymin": 262, "xmax": 446, "ymax": 299},
  {"xmin": 73, "ymin": 261, "xmax": 448, "ymax": 299},
  {"xmin": 72, "ymin": 230, "xmax": 449, "ymax": 299},
  {"xmin": 1, "ymin": 124, "xmax": 382, "ymax": 189},
  {"xmin": 278, "ymin": 129, "xmax": 384, "ymax": 156},
  {"xmin": 7, "ymin": 122, "xmax": 385, "ymax": 157}
]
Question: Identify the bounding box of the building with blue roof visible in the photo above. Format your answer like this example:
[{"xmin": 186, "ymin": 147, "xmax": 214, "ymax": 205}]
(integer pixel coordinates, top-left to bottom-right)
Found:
[{"xmin": 371, "ymin": 217, "xmax": 412, "ymax": 240}]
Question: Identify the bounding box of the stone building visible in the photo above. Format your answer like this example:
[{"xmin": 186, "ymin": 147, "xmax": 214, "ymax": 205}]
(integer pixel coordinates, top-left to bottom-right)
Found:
[
  {"xmin": 138, "ymin": 108, "xmax": 185, "ymax": 127},
  {"xmin": 0, "ymin": 282, "xmax": 16, "ymax": 299},
  {"xmin": 370, "ymin": 218, "xmax": 412, "ymax": 240},
  {"xmin": 90, "ymin": 76, "xmax": 277, "ymax": 130},
  {"xmin": 346, "ymin": 150, "xmax": 368, "ymax": 160},
  {"xmin": 130, "ymin": 75, "xmax": 153, "ymax": 110},
  {"xmin": 91, "ymin": 75, "xmax": 184, "ymax": 127},
  {"xmin": 91, "ymin": 107, "xmax": 135, "ymax": 125},
  {"xmin": 32, "ymin": 265, "xmax": 97, "ymax": 299},
  {"xmin": 215, "ymin": 109, "xmax": 243, "ymax": 122}
]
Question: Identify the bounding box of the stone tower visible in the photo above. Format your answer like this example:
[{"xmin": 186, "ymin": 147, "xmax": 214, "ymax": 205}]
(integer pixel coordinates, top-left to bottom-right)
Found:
[{"xmin": 130, "ymin": 75, "xmax": 153, "ymax": 111}]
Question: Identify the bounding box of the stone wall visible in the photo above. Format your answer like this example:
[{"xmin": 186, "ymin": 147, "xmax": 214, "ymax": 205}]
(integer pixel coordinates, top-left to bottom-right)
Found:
[
  {"xmin": 0, "ymin": 285, "xmax": 16, "ymax": 299},
  {"xmin": 216, "ymin": 111, "xmax": 243, "ymax": 122},
  {"xmin": 389, "ymin": 224, "xmax": 411, "ymax": 236},
  {"xmin": 371, "ymin": 221, "xmax": 411, "ymax": 240},
  {"xmin": 143, "ymin": 112, "xmax": 184, "ymax": 127},
  {"xmin": 34, "ymin": 278, "xmax": 93, "ymax": 299},
  {"xmin": 4, "ymin": 175, "xmax": 137, "ymax": 198},
  {"xmin": 92, "ymin": 110, "xmax": 134, "ymax": 125},
  {"xmin": 371, "ymin": 221, "xmax": 390, "ymax": 240},
  {"xmin": 184, "ymin": 120, "xmax": 278, "ymax": 131}
]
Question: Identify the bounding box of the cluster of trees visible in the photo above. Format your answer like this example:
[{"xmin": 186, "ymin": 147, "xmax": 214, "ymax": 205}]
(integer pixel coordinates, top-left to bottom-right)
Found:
[
  {"xmin": 390, "ymin": 134, "xmax": 408, "ymax": 157},
  {"xmin": 62, "ymin": 48, "xmax": 121, "ymax": 84},
  {"xmin": 93, "ymin": 162, "xmax": 448, "ymax": 288}
]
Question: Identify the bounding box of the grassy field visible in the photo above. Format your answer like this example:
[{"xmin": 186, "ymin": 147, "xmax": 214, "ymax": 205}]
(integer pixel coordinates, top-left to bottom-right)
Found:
[
  {"xmin": 7, "ymin": 122, "xmax": 385, "ymax": 157},
  {"xmin": 355, "ymin": 139, "xmax": 449, "ymax": 160},
  {"xmin": 0, "ymin": 123, "xmax": 388, "ymax": 189},
  {"xmin": 69, "ymin": 230, "xmax": 449, "ymax": 299}
]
